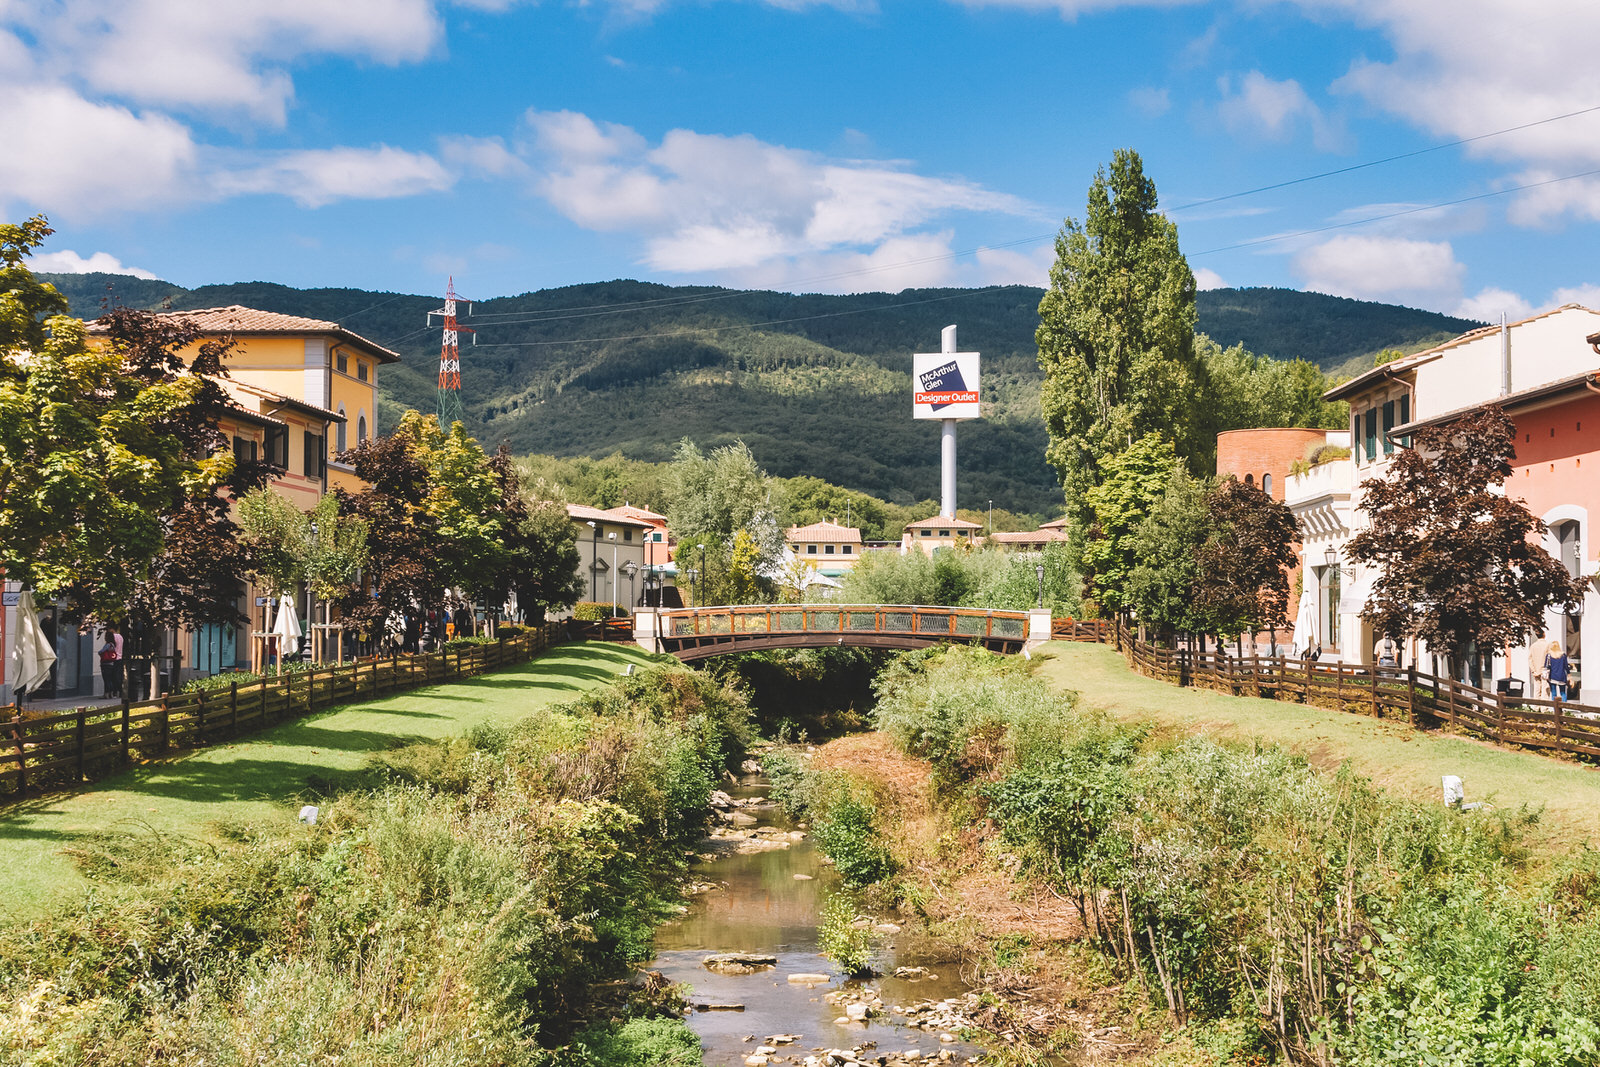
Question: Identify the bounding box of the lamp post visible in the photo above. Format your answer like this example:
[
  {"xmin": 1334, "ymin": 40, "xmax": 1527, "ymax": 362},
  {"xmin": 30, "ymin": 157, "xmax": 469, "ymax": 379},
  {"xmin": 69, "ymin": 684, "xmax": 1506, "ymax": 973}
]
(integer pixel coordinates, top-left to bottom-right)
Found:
[
  {"xmin": 623, "ymin": 560, "xmax": 639, "ymax": 612},
  {"xmin": 988, "ymin": 499, "xmax": 993, "ymax": 537},
  {"xmin": 644, "ymin": 574, "xmax": 660, "ymax": 608},
  {"xmin": 1036, "ymin": 563, "xmax": 1045, "ymax": 609},
  {"xmin": 608, "ymin": 532, "xmax": 618, "ymax": 618},
  {"xmin": 586, "ymin": 521, "xmax": 599, "ymax": 603}
]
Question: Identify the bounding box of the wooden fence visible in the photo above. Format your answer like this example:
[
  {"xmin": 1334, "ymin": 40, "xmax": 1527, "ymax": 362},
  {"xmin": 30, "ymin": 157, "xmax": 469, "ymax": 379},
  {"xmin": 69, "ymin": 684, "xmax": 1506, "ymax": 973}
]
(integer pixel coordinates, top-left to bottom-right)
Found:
[
  {"xmin": 1, "ymin": 624, "xmax": 563, "ymax": 800},
  {"xmin": 1044, "ymin": 620, "xmax": 1600, "ymax": 763}
]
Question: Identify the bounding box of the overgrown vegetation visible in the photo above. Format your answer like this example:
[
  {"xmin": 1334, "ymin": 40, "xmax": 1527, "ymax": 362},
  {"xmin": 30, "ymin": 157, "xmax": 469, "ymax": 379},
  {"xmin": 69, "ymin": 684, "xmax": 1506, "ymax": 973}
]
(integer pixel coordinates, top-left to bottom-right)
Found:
[
  {"xmin": 830, "ymin": 540, "xmax": 1081, "ymax": 615},
  {"xmin": 874, "ymin": 646, "xmax": 1600, "ymax": 1064},
  {"xmin": 0, "ymin": 666, "xmax": 746, "ymax": 1065}
]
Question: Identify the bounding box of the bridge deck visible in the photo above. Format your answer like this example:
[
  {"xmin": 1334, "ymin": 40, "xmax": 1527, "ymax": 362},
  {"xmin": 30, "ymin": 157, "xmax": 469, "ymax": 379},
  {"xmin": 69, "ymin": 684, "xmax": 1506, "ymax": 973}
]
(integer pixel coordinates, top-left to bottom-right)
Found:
[{"xmin": 653, "ymin": 605, "xmax": 1032, "ymax": 660}]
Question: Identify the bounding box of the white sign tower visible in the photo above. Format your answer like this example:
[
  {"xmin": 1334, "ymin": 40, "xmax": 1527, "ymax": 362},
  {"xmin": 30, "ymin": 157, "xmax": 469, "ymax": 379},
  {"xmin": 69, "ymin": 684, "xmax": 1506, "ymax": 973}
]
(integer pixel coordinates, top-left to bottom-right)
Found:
[{"xmin": 913, "ymin": 324, "xmax": 981, "ymax": 517}]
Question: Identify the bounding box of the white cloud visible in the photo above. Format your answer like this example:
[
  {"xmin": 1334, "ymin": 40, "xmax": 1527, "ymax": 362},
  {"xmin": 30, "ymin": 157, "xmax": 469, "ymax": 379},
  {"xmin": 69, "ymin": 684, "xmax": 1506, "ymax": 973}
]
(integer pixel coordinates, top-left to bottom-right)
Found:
[
  {"xmin": 1454, "ymin": 287, "xmax": 1533, "ymax": 323},
  {"xmin": 0, "ymin": 85, "xmax": 198, "ymax": 219},
  {"xmin": 16, "ymin": 0, "xmax": 443, "ymax": 126},
  {"xmin": 213, "ymin": 146, "xmax": 455, "ymax": 208},
  {"xmin": 973, "ymin": 244, "xmax": 1055, "ymax": 287},
  {"xmin": 1292, "ymin": 234, "xmax": 1465, "ymax": 308},
  {"xmin": 29, "ymin": 249, "xmax": 159, "ymax": 279},
  {"xmin": 439, "ymin": 135, "xmax": 531, "ymax": 179},
  {"xmin": 1505, "ymin": 171, "xmax": 1600, "ymax": 228},
  {"xmin": 1549, "ymin": 283, "xmax": 1600, "ymax": 310},
  {"xmin": 1194, "ymin": 266, "xmax": 1227, "ymax": 290},
  {"xmin": 1128, "ymin": 86, "xmax": 1171, "ymax": 118},
  {"xmin": 522, "ymin": 109, "xmax": 1033, "ymax": 282},
  {"xmin": 1216, "ymin": 70, "xmax": 1343, "ymax": 150}
]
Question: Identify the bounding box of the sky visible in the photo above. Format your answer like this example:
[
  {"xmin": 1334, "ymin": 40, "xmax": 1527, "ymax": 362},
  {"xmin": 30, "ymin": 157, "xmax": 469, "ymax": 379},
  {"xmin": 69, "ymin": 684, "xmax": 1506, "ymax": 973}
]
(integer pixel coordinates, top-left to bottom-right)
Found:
[{"xmin": 4, "ymin": 0, "xmax": 1600, "ymax": 323}]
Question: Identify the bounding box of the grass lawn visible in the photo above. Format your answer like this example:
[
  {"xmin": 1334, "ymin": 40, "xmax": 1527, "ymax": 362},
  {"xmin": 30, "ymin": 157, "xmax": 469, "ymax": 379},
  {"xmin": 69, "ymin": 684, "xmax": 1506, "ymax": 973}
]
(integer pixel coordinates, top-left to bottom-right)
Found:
[
  {"xmin": 1037, "ymin": 640, "xmax": 1600, "ymax": 845},
  {"xmin": 0, "ymin": 641, "xmax": 666, "ymax": 919}
]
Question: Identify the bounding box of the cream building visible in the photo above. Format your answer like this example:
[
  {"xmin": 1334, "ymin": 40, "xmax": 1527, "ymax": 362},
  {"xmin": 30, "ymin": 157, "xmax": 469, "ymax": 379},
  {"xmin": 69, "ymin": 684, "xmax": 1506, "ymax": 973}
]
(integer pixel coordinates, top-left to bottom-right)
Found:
[
  {"xmin": 785, "ymin": 520, "xmax": 864, "ymax": 578},
  {"xmin": 901, "ymin": 516, "xmax": 983, "ymax": 555}
]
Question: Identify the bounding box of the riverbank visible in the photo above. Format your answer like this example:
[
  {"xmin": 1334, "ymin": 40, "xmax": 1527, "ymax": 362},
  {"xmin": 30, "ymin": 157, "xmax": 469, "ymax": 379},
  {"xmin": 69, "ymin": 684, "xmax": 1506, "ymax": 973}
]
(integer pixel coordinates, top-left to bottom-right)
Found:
[
  {"xmin": 0, "ymin": 641, "xmax": 663, "ymax": 918},
  {"xmin": 1036, "ymin": 640, "xmax": 1600, "ymax": 843}
]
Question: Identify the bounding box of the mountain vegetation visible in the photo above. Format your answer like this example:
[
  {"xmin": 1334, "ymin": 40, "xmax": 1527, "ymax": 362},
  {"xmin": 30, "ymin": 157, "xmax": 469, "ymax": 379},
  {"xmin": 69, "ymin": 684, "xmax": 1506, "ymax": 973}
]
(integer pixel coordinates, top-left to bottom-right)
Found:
[{"xmin": 43, "ymin": 271, "xmax": 1481, "ymax": 516}]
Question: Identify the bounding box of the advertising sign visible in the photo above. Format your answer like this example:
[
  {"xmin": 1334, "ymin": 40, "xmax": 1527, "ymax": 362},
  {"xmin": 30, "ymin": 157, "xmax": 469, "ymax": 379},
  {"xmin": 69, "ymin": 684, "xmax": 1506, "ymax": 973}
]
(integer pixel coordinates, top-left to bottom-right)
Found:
[{"xmin": 912, "ymin": 351, "xmax": 981, "ymax": 420}]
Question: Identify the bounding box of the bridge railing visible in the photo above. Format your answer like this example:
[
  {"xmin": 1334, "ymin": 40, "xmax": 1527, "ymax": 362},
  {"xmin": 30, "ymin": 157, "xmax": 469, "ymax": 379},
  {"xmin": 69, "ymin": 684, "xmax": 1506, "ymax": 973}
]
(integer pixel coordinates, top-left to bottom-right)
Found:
[{"xmin": 660, "ymin": 604, "xmax": 1030, "ymax": 641}]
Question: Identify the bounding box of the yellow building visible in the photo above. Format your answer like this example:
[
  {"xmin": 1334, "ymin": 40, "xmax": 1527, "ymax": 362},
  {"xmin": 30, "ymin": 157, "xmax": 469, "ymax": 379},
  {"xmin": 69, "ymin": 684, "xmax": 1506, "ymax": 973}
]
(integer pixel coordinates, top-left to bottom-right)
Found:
[
  {"xmin": 785, "ymin": 520, "xmax": 863, "ymax": 577},
  {"xmin": 901, "ymin": 515, "xmax": 983, "ymax": 556}
]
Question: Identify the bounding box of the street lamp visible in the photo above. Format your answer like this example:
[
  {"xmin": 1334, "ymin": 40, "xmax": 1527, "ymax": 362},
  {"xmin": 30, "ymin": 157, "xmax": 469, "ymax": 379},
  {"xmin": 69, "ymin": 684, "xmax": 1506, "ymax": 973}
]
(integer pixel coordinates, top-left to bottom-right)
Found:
[
  {"xmin": 1324, "ymin": 545, "xmax": 1337, "ymax": 569},
  {"xmin": 586, "ymin": 521, "xmax": 599, "ymax": 602},
  {"xmin": 608, "ymin": 532, "xmax": 618, "ymax": 618},
  {"xmin": 644, "ymin": 574, "xmax": 661, "ymax": 608},
  {"xmin": 623, "ymin": 560, "xmax": 639, "ymax": 612},
  {"xmin": 1036, "ymin": 563, "xmax": 1045, "ymax": 609}
]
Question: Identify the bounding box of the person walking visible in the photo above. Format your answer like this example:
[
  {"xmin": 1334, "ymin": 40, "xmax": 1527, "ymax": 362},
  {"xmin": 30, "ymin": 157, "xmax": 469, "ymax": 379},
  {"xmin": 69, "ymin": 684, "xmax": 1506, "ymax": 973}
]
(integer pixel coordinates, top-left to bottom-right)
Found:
[
  {"xmin": 1545, "ymin": 642, "xmax": 1571, "ymax": 702},
  {"xmin": 99, "ymin": 625, "xmax": 124, "ymax": 699}
]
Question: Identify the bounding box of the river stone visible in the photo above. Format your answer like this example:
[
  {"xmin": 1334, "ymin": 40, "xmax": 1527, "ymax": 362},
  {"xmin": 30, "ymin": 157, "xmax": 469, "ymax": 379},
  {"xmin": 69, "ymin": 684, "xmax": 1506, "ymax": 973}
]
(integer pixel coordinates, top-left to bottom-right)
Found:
[
  {"xmin": 704, "ymin": 953, "xmax": 778, "ymax": 975},
  {"xmin": 746, "ymin": 1056, "xmax": 768, "ymax": 1066},
  {"xmin": 741, "ymin": 759, "xmax": 763, "ymax": 774},
  {"xmin": 873, "ymin": 922, "xmax": 901, "ymax": 934},
  {"xmin": 710, "ymin": 790, "xmax": 735, "ymax": 810},
  {"xmin": 845, "ymin": 1003, "xmax": 869, "ymax": 1021},
  {"xmin": 893, "ymin": 967, "xmax": 934, "ymax": 980},
  {"xmin": 787, "ymin": 972, "xmax": 832, "ymax": 985},
  {"xmin": 793, "ymin": 873, "xmax": 813, "ymax": 880}
]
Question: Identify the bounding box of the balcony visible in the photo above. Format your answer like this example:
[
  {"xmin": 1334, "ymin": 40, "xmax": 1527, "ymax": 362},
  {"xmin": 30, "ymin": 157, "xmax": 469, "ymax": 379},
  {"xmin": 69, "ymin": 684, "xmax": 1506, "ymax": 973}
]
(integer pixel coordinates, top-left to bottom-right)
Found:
[{"xmin": 1286, "ymin": 460, "xmax": 1352, "ymax": 539}]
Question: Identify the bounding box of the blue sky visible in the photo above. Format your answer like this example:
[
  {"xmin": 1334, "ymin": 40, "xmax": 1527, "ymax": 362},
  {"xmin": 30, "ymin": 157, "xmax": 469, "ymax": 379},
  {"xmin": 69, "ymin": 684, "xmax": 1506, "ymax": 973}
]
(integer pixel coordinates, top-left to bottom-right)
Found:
[{"xmin": 4, "ymin": 0, "xmax": 1599, "ymax": 322}]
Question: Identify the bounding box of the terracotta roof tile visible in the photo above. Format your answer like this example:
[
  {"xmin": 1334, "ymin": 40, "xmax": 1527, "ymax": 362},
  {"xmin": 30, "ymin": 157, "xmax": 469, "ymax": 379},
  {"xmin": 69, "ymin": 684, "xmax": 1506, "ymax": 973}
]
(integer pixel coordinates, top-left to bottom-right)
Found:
[{"xmin": 158, "ymin": 305, "xmax": 402, "ymax": 364}]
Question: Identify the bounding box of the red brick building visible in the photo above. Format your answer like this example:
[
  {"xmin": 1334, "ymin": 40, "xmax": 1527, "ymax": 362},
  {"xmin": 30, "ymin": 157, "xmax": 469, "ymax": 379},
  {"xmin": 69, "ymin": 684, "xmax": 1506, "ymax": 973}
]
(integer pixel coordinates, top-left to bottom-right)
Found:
[{"xmin": 1216, "ymin": 427, "xmax": 1333, "ymax": 501}]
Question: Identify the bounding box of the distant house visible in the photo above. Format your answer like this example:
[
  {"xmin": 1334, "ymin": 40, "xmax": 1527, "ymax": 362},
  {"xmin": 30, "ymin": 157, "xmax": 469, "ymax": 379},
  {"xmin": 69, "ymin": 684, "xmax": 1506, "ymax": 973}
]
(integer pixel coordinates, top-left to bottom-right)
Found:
[
  {"xmin": 901, "ymin": 515, "xmax": 983, "ymax": 556},
  {"xmin": 986, "ymin": 527, "xmax": 1068, "ymax": 553},
  {"xmin": 786, "ymin": 520, "xmax": 863, "ymax": 577}
]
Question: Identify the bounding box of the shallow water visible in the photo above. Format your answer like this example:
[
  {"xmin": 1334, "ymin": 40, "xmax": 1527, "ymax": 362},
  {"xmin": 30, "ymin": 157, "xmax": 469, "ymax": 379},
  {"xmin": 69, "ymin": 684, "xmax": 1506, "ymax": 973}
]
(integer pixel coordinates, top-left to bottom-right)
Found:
[{"xmin": 647, "ymin": 778, "xmax": 987, "ymax": 1066}]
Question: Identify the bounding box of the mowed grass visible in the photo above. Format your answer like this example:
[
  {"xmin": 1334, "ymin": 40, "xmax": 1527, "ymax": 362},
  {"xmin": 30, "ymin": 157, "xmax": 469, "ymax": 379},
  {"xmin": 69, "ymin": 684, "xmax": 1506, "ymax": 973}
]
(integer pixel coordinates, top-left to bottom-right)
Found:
[
  {"xmin": 0, "ymin": 641, "xmax": 667, "ymax": 918},
  {"xmin": 1037, "ymin": 640, "xmax": 1600, "ymax": 845}
]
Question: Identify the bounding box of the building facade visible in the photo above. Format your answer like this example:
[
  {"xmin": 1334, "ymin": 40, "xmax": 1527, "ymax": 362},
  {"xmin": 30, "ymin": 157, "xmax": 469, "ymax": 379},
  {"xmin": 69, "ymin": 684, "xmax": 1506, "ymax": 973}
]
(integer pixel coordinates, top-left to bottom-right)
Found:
[
  {"xmin": 566, "ymin": 504, "xmax": 651, "ymax": 613},
  {"xmin": 901, "ymin": 516, "xmax": 983, "ymax": 555},
  {"xmin": 786, "ymin": 520, "xmax": 864, "ymax": 578}
]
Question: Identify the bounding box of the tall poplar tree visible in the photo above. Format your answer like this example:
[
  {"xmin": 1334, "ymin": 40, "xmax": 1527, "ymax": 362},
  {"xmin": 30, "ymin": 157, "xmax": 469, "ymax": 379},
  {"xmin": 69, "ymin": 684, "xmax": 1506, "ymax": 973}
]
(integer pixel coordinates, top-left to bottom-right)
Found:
[{"xmin": 1036, "ymin": 150, "xmax": 1204, "ymax": 523}]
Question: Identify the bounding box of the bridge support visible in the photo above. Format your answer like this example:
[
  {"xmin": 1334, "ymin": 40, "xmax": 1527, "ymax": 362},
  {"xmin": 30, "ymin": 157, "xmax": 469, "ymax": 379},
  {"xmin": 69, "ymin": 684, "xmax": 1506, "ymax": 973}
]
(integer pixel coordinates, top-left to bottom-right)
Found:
[
  {"xmin": 634, "ymin": 608, "xmax": 661, "ymax": 654},
  {"xmin": 1026, "ymin": 608, "xmax": 1052, "ymax": 652}
]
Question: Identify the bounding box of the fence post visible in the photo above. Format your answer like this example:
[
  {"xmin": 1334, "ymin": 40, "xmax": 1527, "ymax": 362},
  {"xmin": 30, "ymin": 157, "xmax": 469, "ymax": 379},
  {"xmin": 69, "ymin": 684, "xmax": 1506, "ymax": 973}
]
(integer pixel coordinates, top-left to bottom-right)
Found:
[
  {"xmin": 160, "ymin": 695, "xmax": 170, "ymax": 755},
  {"xmin": 1554, "ymin": 695, "xmax": 1564, "ymax": 750},
  {"xmin": 1494, "ymin": 691, "xmax": 1506, "ymax": 744},
  {"xmin": 121, "ymin": 690, "xmax": 131, "ymax": 764},
  {"xmin": 13, "ymin": 717, "xmax": 26, "ymax": 796},
  {"xmin": 1406, "ymin": 666, "xmax": 1417, "ymax": 726},
  {"xmin": 196, "ymin": 687, "xmax": 207, "ymax": 742},
  {"xmin": 1447, "ymin": 677, "xmax": 1457, "ymax": 727},
  {"xmin": 1370, "ymin": 665, "xmax": 1379, "ymax": 719},
  {"xmin": 230, "ymin": 681, "xmax": 239, "ymax": 734},
  {"xmin": 75, "ymin": 709, "xmax": 86, "ymax": 780}
]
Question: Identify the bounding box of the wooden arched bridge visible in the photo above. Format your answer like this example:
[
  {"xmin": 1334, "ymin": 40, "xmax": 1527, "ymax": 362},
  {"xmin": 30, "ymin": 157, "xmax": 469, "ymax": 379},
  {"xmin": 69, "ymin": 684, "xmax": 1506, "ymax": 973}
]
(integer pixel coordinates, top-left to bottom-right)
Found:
[{"xmin": 636, "ymin": 604, "xmax": 1050, "ymax": 660}]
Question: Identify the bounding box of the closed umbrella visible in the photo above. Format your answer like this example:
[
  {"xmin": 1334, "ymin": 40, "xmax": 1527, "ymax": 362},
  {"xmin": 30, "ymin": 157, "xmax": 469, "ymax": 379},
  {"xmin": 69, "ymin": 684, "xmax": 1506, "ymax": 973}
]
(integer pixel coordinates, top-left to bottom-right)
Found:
[
  {"xmin": 11, "ymin": 590, "xmax": 56, "ymax": 697},
  {"xmin": 272, "ymin": 596, "xmax": 302, "ymax": 660},
  {"xmin": 1290, "ymin": 584, "xmax": 1318, "ymax": 657}
]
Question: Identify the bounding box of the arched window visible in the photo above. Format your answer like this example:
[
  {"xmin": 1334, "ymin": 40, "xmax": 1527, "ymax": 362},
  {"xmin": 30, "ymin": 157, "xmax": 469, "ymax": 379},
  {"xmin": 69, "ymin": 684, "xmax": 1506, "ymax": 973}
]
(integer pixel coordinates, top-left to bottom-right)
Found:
[
  {"xmin": 1244, "ymin": 473, "xmax": 1254, "ymax": 486},
  {"xmin": 358, "ymin": 414, "xmax": 367, "ymax": 442},
  {"xmin": 1262, "ymin": 473, "xmax": 1272, "ymax": 496},
  {"xmin": 335, "ymin": 407, "xmax": 347, "ymax": 453}
]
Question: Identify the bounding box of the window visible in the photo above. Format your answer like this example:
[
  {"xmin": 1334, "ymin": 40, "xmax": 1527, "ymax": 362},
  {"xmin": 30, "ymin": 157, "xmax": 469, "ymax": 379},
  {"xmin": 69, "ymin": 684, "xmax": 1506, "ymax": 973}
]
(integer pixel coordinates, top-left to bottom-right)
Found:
[
  {"xmin": 336, "ymin": 352, "xmax": 348, "ymax": 374},
  {"xmin": 357, "ymin": 362, "xmax": 369, "ymax": 382},
  {"xmin": 303, "ymin": 430, "xmax": 324, "ymax": 478},
  {"xmin": 842, "ymin": 545, "xmax": 852, "ymax": 554},
  {"xmin": 1382, "ymin": 400, "xmax": 1395, "ymax": 455},
  {"xmin": 807, "ymin": 544, "xmax": 817, "ymax": 554},
  {"xmin": 232, "ymin": 435, "xmax": 257, "ymax": 465},
  {"xmin": 1398, "ymin": 395, "xmax": 1411, "ymax": 448},
  {"xmin": 265, "ymin": 426, "xmax": 288, "ymax": 468},
  {"xmin": 335, "ymin": 411, "xmax": 347, "ymax": 454},
  {"xmin": 1262, "ymin": 473, "xmax": 1272, "ymax": 496},
  {"xmin": 1244, "ymin": 473, "xmax": 1254, "ymax": 486},
  {"xmin": 357, "ymin": 415, "xmax": 367, "ymax": 443},
  {"xmin": 825, "ymin": 544, "xmax": 835, "ymax": 554},
  {"xmin": 624, "ymin": 529, "xmax": 633, "ymax": 542},
  {"xmin": 939, "ymin": 529, "xmax": 950, "ymax": 537},
  {"xmin": 653, "ymin": 532, "xmax": 663, "ymax": 542},
  {"xmin": 919, "ymin": 530, "xmax": 930, "ymax": 537},
  {"xmin": 1365, "ymin": 408, "xmax": 1378, "ymax": 462}
]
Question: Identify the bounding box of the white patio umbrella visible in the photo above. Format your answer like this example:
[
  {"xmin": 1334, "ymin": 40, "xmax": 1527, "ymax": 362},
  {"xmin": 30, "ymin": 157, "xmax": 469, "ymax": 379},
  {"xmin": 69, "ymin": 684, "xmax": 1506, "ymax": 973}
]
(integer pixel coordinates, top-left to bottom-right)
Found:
[
  {"xmin": 271, "ymin": 595, "xmax": 303, "ymax": 659},
  {"xmin": 1290, "ymin": 585, "xmax": 1318, "ymax": 657},
  {"xmin": 11, "ymin": 590, "xmax": 57, "ymax": 697}
]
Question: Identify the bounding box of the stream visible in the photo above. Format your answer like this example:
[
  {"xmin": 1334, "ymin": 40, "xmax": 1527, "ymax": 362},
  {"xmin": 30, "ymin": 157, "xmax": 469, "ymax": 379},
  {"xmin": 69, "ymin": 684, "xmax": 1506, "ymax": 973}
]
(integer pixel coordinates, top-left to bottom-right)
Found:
[{"xmin": 647, "ymin": 773, "xmax": 991, "ymax": 1067}]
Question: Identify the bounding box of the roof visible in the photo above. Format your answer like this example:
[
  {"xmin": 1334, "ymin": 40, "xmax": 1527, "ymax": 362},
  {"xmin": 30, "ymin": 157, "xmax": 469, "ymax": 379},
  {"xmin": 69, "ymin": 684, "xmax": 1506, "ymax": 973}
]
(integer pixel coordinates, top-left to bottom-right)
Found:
[
  {"xmin": 1325, "ymin": 304, "xmax": 1599, "ymax": 402},
  {"xmin": 156, "ymin": 305, "xmax": 402, "ymax": 364},
  {"xmin": 567, "ymin": 503, "xmax": 653, "ymax": 529},
  {"xmin": 1039, "ymin": 517, "xmax": 1070, "ymax": 531},
  {"xmin": 609, "ymin": 504, "xmax": 668, "ymax": 523},
  {"xmin": 1392, "ymin": 368, "xmax": 1600, "ymax": 437},
  {"xmin": 988, "ymin": 529, "xmax": 1068, "ymax": 544},
  {"xmin": 224, "ymin": 378, "xmax": 344, "ymax": 422},
  {"xmin": 786, "ymin": 520, "xmax": 862, "ymax": 544},
  {"xmin": 905, "ymin": 515, "xmax": 983, "ymax": 531}
]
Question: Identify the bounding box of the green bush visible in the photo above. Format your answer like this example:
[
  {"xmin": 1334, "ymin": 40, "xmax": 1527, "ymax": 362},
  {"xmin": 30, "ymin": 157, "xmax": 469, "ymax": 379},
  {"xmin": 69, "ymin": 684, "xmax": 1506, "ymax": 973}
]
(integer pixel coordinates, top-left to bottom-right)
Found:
[
  {"xmin": 572, "ymin": 602, "xmax": 628, "ymax": 621},
  {"xmin": 571, "ymin": 1016, "xmax": 703, "ymax": 1066}
]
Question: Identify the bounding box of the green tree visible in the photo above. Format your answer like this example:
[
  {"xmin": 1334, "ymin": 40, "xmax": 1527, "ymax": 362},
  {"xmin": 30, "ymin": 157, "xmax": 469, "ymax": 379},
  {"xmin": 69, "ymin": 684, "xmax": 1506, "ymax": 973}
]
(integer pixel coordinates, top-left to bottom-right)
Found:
[
  {"xmin": 1081, "ymin": 433, "xmax": 1181, "ymax": 618},
  {"xmin": 1036, "ymin": 150, "xmax": 1204, "ymax": 521},
  {"xmin": 503, "ymin": 456, "xmax": 585, "ymax": 624},
  {"xmin": 1196, "ymin": 334, "xmax": 1346, "ymax": 434},
  {"xmin": 1346, "ymin": 405, "xmax": 1581, "ymax": 680},
  {"xmin": 0, "ymin": 219, "xmax": 235, "ymax": 621},
  {"xmin": 667, "ymin": 439, "xmax": 786, "ymax": 603},
  {"xmin": 1126, "ymin": 468, "xmax": 1211, "ymax": 640},
  {"xmin": 237, "ymin": 489, "xmax": 312, "ymax": 598}
]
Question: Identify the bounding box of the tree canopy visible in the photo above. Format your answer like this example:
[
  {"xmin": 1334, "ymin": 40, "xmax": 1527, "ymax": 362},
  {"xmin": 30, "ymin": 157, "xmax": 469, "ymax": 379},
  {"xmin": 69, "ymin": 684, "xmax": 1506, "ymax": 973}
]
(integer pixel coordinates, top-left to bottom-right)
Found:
[
  {"xmin": 1346, "ymin": 405, "xmax": 1581, "ymax": 675},
  {"xmin": 1080, "ymin": 433, "xmax": 1182, "ymax": 618},
  {"xmin": 1037, "ymin": 150, "xmax": 1204, "ymax": 521}
]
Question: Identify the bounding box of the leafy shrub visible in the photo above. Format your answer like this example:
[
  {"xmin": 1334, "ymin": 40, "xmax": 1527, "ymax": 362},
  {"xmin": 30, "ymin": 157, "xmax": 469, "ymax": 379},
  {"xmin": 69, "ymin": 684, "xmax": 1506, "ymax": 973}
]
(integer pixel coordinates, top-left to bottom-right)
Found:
[
  {"xmin": 571, "ymin": 1016, "xmax": 704, "ymax": 1066},
  {"xmin": 818, "ymin": 891, "xmax": 878, "ymax": 976},
  {"xmin": 572, "ymin": 601, "xmax": 628, "ymax": 621}
]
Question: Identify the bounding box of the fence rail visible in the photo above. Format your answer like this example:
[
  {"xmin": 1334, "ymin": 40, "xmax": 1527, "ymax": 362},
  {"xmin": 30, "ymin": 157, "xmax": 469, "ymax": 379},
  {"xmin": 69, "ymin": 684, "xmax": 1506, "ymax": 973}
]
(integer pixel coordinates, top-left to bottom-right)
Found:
[
  {"xmin": 1, "ymin": 624, "xmax": 563, "ymax": 800},
  {"xmin": 1049, "ymin": 619, "xmax": 1600, "ymax": 763},
  {"xmin": 658, "ymin": 604, "xmax": 1032, "ymax": 657}
]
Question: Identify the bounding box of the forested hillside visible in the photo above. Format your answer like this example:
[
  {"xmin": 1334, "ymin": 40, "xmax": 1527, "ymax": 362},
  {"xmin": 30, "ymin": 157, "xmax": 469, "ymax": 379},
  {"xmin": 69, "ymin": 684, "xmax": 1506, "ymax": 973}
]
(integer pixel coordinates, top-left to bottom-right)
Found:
[{"xmin": 44, "ymin": 273, "xmax": 1482, "ymax": 515}]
